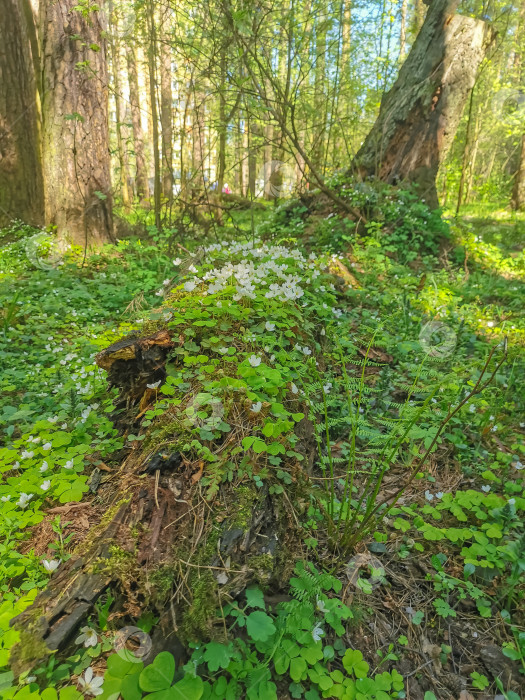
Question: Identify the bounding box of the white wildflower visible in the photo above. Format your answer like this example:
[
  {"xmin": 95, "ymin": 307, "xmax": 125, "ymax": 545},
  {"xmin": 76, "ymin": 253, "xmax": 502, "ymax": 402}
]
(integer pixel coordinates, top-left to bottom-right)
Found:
[
  {"xmin": 173, "ymin": 258, "xmax": 182, "ymax": 266},
  {"xmin": 312, "ymin": 623, "xmax": 324, "ymax": 642},
  {"xmin": 147, "ymin": 381, "xmax": 161, "ymax": 389},
  {"xmin": 77, "ymin": 667, "xmax": 104, "ymax": 696},
  {"xmin": 248, "ymin": 355, "xmax": 261, "ymax": 367},
  {"xmin": 42, "ymin": 559, "xmax": 60, "ymax": 573},
  {"xmin": 265, "ymin": 321, "xmax": 276, "ymax": 332},
  {"xmin": 17, "ymin": 493, "xmax": 33, "ymax": 509},
  {"xmin": 184, "ymin": 280, "xmax": 196, "ymax": 292},
  {"xmin": 316, "ymin": 597, "xmax": 327, "ymax": 612},
  {"xmin": 40, "ymin": 481, "xmax": 51, "ymax": 491},
  {"xmin": 251, "ymin": 402, "xmax": 262, "ymax": 413},
  {"xmin": 75, "ymin": 627, "xmax": 99, "ymax": 649}
]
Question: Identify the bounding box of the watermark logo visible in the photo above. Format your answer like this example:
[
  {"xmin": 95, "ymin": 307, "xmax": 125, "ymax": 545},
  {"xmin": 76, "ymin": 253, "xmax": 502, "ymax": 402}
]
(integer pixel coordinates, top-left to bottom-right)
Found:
[
  {"xmin": 101, "ymin": 0, "xmax": 137, "ymax": 41},
  {"xmin": 25, "ymin": 232, "xmax": 64, "ymax": 271},
  {"xmin": 419, "ymin": 321, "xmax": 457, "ymax": 359},
  {"xmin": 346, "ymin": 552, "xmax": 385, "ymax": 593},
  {"xmin": 257, "ymin": 160, "xmax": 295, "ymax": 199},
  {"xmin": 490, "ymin": 87, "xmax": 525, "ymax": 119},
  {"xmin": 114, "ymin": 626, "xmax": 152, "ymax": 662},
  {"xmin": 185, "ymin": 393, "xmax": 225, "ymax": 430}
]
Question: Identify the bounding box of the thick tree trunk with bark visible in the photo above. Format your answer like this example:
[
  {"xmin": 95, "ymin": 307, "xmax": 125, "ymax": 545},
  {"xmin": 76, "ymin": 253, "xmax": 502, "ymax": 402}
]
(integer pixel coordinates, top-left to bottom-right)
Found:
[
  {"xmin": 353, "ymin": 0, "xmax": 493, "ymax": 208},
  {"xmin": 0, "ymin": 0, "xmax": 44, "ymax": 227},
  {"xmin": 40, "ymin": 0, "xmax": 114, "ymax": 245}
]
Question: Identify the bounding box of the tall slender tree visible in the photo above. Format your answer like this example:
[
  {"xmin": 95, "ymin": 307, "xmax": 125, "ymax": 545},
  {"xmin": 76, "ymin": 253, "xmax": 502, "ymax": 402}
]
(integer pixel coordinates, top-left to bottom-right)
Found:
[
  {"xmin": 127, "ymin": 45, "xmax": 150, "ymax": 203},
  {"xmin": 511, "ymin": 0, "xmax": 525, "ymax": 210},
  {"xmin": 160, "ymin": 9, "xmax": 174, "ymax": 204}
]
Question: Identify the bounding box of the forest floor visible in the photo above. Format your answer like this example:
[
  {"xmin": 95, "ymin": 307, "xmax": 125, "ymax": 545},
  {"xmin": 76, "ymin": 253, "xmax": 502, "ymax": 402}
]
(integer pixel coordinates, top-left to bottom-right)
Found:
[{"xmin": 0, "ymin": 187, "xmax": 524, "ymax": 700}]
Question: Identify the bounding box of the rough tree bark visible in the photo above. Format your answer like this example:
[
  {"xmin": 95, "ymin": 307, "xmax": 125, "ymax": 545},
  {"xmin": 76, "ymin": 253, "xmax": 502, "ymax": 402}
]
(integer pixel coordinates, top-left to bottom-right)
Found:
[
  {"xmin": 0, "ymin": 0, "xmax": 44, "ymax": 227},
  {"xmin": 40, "ymin": 0, "xmax": 114, "ymax": 245},
  {"xmin": 353, "ymin": 0, "xmax": 493, "ymax": 208}
]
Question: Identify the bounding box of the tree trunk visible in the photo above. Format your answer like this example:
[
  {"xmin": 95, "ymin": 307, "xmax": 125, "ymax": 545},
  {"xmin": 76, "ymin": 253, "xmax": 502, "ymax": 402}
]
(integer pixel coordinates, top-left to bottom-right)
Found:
[
  {"xmin": 0, "ymin": 0, "xmax": 44, "ymax": 227},
  {"xmin": 248, "ymin": 116, "xmax": 257, "ymax": 198},
  {"xmin": 312, "ymin": 6, "xmax": 328, "ymax": 174},
  {"xmin": 353, "ymin": 0, "xmax": 493, "ymax": 208},
  {"xmin": 110, "ymin": 34, "xmax": 131, "ymax": 212},
  {"xmin": 512, "ymin": 133, "xmax": 525, "ymax": 210},
  {"xmin": 146, "ymin": 0, "xmax": 162, "ymax": 230},
  {"xmin": 511, "ymin": 0, "xmax": 525, "ymax": 210},
  {"xmin": 40, "ymin": 0, "xmax": 114, "ymax": 246},
  {"xmin": 192, "ymin": 91, "xmax": 206, "ymax": 192},
  {"xmin": 159, "ymin": 13, "xmax": 174, "ymax": 205},
  {"xmin": 217, "ymin": 48, "xmax": 227, "ymax": 195},
  {"xmin": 263, "ymin": 122, "xmax": 274, "ymax": 199},
  {"xmin": 127, "ymin": 46, "xmax": 150, "ymax": 203},
  {"xmin": 9, "ymin": 329, "xmax": 310, "ymax": 675},
  {"xmin": 399, "ymin": 0, "xmax": 408, "ymax": 60},
  {"xmin": 465, "ymin": 113, "xmax": 480, "ymax": 204}
]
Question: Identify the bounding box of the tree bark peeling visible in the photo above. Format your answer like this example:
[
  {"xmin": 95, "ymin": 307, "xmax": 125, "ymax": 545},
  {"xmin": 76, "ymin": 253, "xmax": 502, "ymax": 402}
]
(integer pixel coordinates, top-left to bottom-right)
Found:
[{"xmin": 353, "ymin": 0, "xmax": 494, "ymax": 208}]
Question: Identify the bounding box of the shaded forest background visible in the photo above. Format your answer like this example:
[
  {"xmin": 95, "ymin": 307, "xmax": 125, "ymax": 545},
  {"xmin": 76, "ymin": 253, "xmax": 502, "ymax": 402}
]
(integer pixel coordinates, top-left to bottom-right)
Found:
[{"xmin": 1, "ymin": 0, "xmax": 525, "ymax": 246}]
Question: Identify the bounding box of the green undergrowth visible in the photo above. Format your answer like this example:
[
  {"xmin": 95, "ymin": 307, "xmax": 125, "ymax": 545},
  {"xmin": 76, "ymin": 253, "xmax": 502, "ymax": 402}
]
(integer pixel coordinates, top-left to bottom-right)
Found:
[{"xmin": 0, "ymin": 188, "xmax": 524, "ymax": 700}]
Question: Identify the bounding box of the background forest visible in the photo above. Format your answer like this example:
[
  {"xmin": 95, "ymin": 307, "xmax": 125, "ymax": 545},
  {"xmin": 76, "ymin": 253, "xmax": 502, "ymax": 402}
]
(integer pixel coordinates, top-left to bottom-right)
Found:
[
  {"xmin": 1, "ymin": 0, "xmax": 525, "ymax": 235},
  {"xmin": 0, "ymin": 1, "xmax": 524, "ymax": 700}
]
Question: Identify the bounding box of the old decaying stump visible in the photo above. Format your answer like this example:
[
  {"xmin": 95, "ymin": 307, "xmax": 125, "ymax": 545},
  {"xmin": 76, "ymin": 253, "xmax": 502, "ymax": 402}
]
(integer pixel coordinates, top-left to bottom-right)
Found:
[
  {"xmin": 10, "ymin": 332, "xmax": 308, "ymax": 674},
  {"xmin": 353, "ymin": 0, "xmax": 494, "ymax": 208}
]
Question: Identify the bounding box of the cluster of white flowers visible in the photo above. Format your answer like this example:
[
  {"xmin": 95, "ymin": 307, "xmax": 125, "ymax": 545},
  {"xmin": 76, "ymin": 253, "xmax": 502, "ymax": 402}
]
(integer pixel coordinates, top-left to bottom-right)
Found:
[
  {"xmin": 185, "ymin": 240, "xmax": 332, "ymax": 304},
  {"xmin": 295, "ymin": 344, "xmax": 312, "ymax": 356}
]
